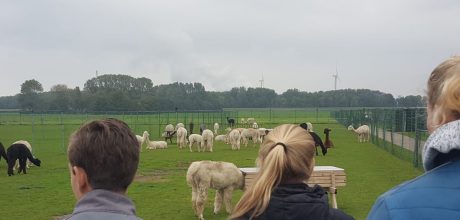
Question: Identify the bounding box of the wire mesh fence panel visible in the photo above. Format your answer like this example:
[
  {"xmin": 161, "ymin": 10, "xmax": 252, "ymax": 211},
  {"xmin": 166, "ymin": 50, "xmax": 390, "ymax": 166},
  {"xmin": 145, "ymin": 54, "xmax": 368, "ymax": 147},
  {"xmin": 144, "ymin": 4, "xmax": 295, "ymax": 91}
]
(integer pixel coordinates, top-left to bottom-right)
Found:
[{"xmin": 333, "ymin": 108, "xmax": 427, "ymax": 168}]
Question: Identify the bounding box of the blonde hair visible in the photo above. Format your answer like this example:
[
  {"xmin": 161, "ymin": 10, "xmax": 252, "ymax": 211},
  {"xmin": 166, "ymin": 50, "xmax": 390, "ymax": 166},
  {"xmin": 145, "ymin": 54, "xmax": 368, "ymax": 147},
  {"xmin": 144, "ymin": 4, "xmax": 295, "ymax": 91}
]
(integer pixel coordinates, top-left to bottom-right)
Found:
[
  {"xmin": 427, "ymin": 56, "xmax": 460, "ymax": 127},
  {"xmin": 230, "ymin": 124, "xmax": 315, "ymax": 219}
]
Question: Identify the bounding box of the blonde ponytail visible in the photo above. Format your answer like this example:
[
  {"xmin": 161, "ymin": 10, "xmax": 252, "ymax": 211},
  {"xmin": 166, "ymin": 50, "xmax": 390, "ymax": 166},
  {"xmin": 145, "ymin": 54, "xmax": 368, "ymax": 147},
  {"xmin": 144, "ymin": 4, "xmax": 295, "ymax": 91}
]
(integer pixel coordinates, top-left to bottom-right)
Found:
[{"xmin": 230, "ymin": 124, "xmax": 315, "ymax": 219}]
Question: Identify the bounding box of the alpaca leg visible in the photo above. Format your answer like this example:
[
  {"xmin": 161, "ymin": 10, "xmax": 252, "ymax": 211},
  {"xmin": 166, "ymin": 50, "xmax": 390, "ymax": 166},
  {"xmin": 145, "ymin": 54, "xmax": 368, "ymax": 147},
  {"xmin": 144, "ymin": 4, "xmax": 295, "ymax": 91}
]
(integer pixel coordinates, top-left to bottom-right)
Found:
[
  {"xmin": 214, "ymin": 189, "xmax": 224, "ymax": 214},
  {"xmin": 8, "ymin": 159, "xmax": 15, "ymax": 176},
  {"xmin": 209, "ymin": 140, "xmax": 213, "ymax": 152},
  {"xmin": 315, "ymin": 146, "xmax": 319, "ymax": 156},
  {"xmin": 191, "ymin": 187, "xmax": 198, "ymax": 216},
  {"xmin": 223, "ymin": 188, "xmax": 234, "ymax": 214},
  {"xmin": 19, "ymin": 158, "xmax": 27, "ymax": 174},
  {"xmin": 196, "ymin": 185, "xmax": 208, "ymax": 220}
]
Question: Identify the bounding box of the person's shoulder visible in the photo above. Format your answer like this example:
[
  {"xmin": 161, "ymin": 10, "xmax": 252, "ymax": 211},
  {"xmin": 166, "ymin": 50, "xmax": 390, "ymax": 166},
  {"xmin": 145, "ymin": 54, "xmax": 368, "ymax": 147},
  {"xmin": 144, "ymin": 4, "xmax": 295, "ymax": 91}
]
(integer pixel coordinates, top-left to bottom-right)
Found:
[{"xmin": 67, "ymin": 212, "xmax": 141, "ymax": 220}]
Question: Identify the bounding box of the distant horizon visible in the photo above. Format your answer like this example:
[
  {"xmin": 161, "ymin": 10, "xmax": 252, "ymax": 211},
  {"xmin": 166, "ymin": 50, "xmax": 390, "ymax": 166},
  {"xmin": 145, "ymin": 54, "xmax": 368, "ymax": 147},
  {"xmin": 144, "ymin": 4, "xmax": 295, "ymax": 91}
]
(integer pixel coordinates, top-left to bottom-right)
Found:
[{"xmin": 2, "ymin": 1, "xmax": 456, "ymax": 98}]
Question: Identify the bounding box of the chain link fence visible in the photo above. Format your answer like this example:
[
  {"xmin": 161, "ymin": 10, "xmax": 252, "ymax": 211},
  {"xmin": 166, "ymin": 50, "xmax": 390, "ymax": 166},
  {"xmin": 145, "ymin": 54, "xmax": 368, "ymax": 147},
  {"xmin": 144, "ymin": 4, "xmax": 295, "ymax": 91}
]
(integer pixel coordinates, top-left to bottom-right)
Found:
[{"xmin": 333, "ymin": 108, "xmax": 428, "ymax": 168}]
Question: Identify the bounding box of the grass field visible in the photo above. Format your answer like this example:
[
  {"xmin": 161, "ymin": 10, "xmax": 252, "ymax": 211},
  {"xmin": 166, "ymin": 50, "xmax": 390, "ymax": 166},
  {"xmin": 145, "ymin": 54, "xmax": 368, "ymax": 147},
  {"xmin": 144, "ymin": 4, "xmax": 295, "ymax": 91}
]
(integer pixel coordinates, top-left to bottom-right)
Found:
[{"xmin": 0, "ymin": 112, "xmax": 422, "ymax": 220}]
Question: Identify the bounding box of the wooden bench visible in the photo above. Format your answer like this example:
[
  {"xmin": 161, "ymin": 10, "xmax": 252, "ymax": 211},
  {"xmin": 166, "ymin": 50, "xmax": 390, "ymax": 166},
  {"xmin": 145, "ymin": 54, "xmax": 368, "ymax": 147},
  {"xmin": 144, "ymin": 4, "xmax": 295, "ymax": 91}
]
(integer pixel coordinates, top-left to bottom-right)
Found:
[{"xmin": 239, "ymin": 166, "xmax": 346, "ymax": 208}]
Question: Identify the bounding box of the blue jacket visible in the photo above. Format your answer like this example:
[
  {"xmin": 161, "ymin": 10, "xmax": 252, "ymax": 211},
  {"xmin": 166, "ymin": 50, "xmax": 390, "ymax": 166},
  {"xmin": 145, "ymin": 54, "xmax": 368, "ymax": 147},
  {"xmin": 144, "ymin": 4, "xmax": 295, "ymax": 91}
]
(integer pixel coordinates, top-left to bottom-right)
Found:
[{"xmin": 368, "ymin": 119, "xmax": 460, "ymax": 220}]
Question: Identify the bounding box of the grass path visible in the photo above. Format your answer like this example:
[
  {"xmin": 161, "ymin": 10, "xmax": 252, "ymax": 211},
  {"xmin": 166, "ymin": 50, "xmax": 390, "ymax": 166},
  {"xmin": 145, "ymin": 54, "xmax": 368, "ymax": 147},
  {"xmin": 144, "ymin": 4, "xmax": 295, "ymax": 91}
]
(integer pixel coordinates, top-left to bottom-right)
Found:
[{"xmin": 0, "ymin": 122, "xmax": 421, "ymax": 220}]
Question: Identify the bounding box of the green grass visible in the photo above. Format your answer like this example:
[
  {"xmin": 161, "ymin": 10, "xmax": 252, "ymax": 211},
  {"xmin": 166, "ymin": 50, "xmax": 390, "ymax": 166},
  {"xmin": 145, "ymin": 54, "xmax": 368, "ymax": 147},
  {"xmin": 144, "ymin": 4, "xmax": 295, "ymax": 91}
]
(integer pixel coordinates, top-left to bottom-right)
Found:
[{"xmin": 0, "ymin": 113, "xmax": 422, "ymax": 220}]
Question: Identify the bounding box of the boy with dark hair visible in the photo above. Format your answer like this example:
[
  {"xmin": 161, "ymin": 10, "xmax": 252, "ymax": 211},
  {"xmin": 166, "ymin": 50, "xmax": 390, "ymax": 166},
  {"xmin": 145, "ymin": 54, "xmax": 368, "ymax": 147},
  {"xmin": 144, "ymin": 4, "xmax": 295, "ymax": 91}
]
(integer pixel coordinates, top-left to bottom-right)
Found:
[{"xmin": 67, "ymin": 118, "xmax": 140, "ymax": 220}]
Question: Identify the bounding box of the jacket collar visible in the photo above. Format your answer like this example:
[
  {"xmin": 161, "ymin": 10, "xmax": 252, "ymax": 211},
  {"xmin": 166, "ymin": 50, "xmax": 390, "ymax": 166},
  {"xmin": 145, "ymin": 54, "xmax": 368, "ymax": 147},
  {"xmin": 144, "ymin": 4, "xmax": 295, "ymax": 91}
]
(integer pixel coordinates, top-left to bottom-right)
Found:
[
  {"xmin": 423, "ymin": 119, "xmax": 460, "ymax": 171},
  {"xmin": 72, "ymin": 189, "xmax": 136, "ymax": 216}
]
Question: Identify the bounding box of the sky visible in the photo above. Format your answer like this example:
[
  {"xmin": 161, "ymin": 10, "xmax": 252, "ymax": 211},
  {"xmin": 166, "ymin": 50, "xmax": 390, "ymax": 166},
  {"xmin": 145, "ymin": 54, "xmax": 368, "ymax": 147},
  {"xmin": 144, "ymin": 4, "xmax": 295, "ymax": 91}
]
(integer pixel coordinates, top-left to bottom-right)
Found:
[{"xmin": 1, "ymin": 0, "xmax": 459, "ymax": 97}]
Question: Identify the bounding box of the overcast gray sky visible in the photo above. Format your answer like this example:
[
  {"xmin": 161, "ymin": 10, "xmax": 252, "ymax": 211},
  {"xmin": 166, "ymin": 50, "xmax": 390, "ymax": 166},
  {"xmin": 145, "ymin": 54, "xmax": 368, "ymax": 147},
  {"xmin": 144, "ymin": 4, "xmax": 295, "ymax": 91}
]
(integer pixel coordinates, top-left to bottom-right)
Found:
[{"xmin": 1, "ymin": 0, "xmax": 459, "ymax": 97}]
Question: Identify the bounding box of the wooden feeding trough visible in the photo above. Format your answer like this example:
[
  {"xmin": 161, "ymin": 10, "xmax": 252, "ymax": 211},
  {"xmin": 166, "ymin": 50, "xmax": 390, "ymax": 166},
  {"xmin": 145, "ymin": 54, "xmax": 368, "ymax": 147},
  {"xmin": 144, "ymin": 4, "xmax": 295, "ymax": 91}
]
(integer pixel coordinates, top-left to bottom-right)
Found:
[{"xmin": 239, "ymin": 166, "xmax": 346, "ymax": 208}]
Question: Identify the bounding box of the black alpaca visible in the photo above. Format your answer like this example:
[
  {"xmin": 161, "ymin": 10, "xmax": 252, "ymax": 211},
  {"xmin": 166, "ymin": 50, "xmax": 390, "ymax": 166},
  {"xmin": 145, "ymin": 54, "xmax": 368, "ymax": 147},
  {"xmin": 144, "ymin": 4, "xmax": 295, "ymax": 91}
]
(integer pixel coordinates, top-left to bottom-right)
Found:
[
  {"xmin": 0, "ymin": 142, "xmax": 8, "ymax": 164},
  {"xmin": 226, "ymin": 117, "xmax": 235, "ymax": 128},
  {"xmin": 324, "ymin": 128, "xmax": 334, "ymax": 149},
  {"xmin": 300, "ymin": 123, "xmax": 327, "ymax": 156},
  {"xmin": 7, "ymin": 143, "xmax": 41, "ymax": 176},
  {"xmin": 165, "ymin": 131, "xmax": 177, "ymax": 144}
]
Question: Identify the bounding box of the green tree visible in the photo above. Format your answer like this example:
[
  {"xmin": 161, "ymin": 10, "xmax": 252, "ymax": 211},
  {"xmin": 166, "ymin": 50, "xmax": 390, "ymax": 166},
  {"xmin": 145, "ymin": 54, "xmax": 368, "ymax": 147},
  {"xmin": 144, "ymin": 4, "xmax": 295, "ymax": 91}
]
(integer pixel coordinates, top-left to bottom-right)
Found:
[{"xmin": 18, "ymin": 79, "xmax": 43, "ymax": 111}]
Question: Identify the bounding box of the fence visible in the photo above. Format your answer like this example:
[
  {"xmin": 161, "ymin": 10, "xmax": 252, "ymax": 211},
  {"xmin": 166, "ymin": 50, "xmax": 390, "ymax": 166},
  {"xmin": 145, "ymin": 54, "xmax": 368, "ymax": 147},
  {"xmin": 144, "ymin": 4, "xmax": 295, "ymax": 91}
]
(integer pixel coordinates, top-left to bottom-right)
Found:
[
  {"xmin": 0, "ymin": 108, "xmax": 338, "ymax": 154},
  {"xmin": 333, "ymin": 108, "xmax": 428, "ymax": 168}
]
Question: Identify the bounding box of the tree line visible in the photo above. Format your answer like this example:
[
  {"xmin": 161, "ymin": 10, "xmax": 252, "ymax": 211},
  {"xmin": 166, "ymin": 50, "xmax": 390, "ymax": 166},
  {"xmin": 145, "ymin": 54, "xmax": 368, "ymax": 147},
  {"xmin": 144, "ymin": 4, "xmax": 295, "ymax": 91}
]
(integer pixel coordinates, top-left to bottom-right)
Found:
[{"xmin": 0, "ymin": 74, "xmax": 426, "ymax": 112}]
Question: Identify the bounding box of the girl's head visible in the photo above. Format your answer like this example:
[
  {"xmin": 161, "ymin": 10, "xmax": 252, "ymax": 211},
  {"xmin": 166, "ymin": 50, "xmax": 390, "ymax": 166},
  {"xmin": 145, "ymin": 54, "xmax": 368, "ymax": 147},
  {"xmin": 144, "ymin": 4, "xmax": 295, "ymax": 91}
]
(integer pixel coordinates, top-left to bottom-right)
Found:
[
  {"xmin": 231, "ymin": 124, "xmax": 315, "ymax": 219},
  {"xmin": 427, "ymin": 56, "xmax": 460, "ymax": 132},
  {"xmin": 257, "ymin": 124, "xmax": 316, "ymax": 184}
]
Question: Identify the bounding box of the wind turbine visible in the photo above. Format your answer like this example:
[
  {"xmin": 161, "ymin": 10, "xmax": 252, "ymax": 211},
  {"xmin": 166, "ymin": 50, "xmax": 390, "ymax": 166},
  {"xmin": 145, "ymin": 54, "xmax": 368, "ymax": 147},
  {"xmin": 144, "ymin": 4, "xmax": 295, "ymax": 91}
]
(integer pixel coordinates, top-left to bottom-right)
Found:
[
  {"xmin": 332, "ymin": 65, "xmax": 340, "ymax": 90},
  {"xmin": 259, "ymin": 73, "xmax": 265, "ymax": 88}
]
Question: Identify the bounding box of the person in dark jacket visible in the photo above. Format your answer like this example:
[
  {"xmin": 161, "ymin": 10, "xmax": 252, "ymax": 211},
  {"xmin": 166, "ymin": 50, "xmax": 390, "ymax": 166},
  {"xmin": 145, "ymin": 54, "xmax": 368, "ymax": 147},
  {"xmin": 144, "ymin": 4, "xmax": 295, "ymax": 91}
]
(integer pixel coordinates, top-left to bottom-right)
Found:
[
  {"xmin": 231, "ymin": 124, "xmax": 353, "ymax": 220},
  {"xmin": 367, "ymin": 56, "xmax": 460, "ymax": 220},
  {"xmin": 66, "ymin": 118, "xmax": 140, "ymax": 220}
]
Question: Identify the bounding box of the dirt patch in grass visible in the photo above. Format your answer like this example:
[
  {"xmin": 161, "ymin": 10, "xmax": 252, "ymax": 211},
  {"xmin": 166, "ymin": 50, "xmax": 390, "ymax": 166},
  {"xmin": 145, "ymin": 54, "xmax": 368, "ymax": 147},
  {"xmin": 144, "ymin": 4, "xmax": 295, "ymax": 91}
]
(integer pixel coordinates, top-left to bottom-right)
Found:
[{"xmin": 134, "ymin": 170, "xmax": 169, "ymax": 183}]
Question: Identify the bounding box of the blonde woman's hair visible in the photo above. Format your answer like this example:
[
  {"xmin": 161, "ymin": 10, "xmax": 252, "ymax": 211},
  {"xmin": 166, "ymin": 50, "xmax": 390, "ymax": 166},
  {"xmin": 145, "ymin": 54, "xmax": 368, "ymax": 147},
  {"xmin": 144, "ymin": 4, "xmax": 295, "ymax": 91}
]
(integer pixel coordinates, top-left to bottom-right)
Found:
[
  {"xmin": 427, "ymin": 56, "xmax": 460, "ymax": 127},
  {"xmin": 230, "ymin": 124, "xmax": 315, "ymax": 219}
]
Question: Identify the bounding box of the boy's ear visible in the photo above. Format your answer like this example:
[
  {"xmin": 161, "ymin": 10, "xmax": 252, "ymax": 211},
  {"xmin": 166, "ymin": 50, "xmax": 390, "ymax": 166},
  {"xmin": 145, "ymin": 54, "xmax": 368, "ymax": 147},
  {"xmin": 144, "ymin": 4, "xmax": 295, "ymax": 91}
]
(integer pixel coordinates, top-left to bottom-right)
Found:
[{"xmin": 73, "ymin": 166, "xmax": 92, "ymax": 195}]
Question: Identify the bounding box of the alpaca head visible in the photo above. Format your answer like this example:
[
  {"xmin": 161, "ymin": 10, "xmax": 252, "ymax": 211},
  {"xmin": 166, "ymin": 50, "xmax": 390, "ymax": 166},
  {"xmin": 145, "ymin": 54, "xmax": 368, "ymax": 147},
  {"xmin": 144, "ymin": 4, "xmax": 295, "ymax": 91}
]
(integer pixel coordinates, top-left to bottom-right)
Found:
[
  {"xmin": 32, "ymin": 158, "xmax": 41, "ymax": 167},
  {"xmin": 324, "ymin": 128, "xmax": 332, "ymax": 134},
  {"xmin": 347, "ymin": 125, "xmax": 354, "ymax": 131}
]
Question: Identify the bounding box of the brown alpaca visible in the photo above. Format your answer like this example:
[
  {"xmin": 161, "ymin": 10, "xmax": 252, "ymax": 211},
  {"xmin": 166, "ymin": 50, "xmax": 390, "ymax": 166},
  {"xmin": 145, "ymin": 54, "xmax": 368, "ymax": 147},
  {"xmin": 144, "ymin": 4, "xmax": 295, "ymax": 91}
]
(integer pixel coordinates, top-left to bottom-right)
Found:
[{"xmin": 324, "ymin": 128, "xmax": 334, "ymax": 148}]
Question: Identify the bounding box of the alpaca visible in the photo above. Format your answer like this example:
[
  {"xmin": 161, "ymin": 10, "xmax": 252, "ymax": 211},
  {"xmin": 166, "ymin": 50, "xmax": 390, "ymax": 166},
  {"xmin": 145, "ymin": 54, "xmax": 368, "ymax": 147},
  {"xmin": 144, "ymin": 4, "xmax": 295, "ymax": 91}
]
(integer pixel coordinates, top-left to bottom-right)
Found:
[
  {"xmin": 226, "ymin": 117, "xmax": 235, "ymax": 128},
  {"xmin": 199, "ymin": 124, "xmax": 206, "ymax": 135},
  {"xmin": 348, "ymin": 125, "xmax": 370, "ymax": 143},
  {"xmin": 162, "ymin": 131, "xmax": 177, "ymax": 144},
  {"xmin": 146, "ymin": 141, "xmax": 168, "ymax": 150},
  {"xmin": 188, "ymin": 134, "xmax": 203, "ymax": 152},
  {"xmin": 214, "ymin": 135, "xmax": 228, "ymax": 143},
  {"xmin": 176, "ymin": 123, "xmax": 185, "ymax": 130},
  {"xmin": 201, "ymin": 129, "xmax": 214, "ymax": 152},
  {"xmin": 186, "ymin": 161, "xmax": 244, "ymax": 220},
  {"xmin": 177, "ymin": 127, "xmax": 188, "ymax": 149},
  {"xmin": 324, "ymin": 128, "xmax": 334, "ymax": 148},
  {"xmin": 135, "ymin": 131, "xmax": 149, "ymax": 152},
  {"xmin": 240, "ymin": 118, "xmax": 246, "ymax": 125},
  {"xmin": 228, "ymin": 129, "xmax": 241, "ymax": 150},
  {"xmin": 12, "ymin": 140, "xmax": 33, "ymax": 170},
  {"xmin": 213, "ymin": 123, "xmax": 219, "ymax": 135},
  {"xmin": 7, "ymin": 143, "xmax": 41, "ymax": 176},
  {"xmin": 240, "ymin": 128, "xmax": 260, "ymax": 147},
  {"xmin": 300, "ymin": 123, "xmax": 326, "ymax": 156},
  {"xmin": 0, "ymin": 142, "xmax": 7, "ymax": 164}
]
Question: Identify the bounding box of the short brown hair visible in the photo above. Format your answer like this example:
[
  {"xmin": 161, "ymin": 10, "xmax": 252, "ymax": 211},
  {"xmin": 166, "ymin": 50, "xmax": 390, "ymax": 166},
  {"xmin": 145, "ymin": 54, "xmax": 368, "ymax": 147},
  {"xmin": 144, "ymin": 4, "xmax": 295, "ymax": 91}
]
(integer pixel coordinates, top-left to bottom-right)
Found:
[{"xmin": 68, "ymin": 118, "xmax": 139, "ymax": 191}]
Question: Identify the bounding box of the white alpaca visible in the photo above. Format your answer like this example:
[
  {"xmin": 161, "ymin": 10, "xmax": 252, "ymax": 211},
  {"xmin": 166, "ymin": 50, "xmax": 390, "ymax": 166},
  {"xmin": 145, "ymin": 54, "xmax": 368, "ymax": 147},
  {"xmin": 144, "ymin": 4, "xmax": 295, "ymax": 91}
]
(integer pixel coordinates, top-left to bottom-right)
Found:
[
  {"xmin": 240, "ymin": 118, "xmax": 246, "ymax": 125},
  {"xmin": 177, "ymin": 127, "xmax": 188, "ymax": 149},
  {"xmin": 186, "ymin": 161, "xmax": 244, "ymax": 220},
  {"xmin": 215, "ymin": 135, "xmax": 228, "ymax": 143},
  {"xmin": 165, "ymin": 124, "xmax": 175, "ymax": 133},
  {"xmin": 240, "ymin": 128, "xmax": 260, "ymax": 147},
  {"xmin": 348, "ymin": 125, "xmax": 371, "ymax": 143},
  {"xmin": 135, "ymin": 131, "xmax": 149, "ymax": 152},
  {"xmin": 13, "ymin": 140, "xmax": 33, "ymax": 170},
  {"xmin": 228, "ymin": 129, "xmax": 241, "ymax": 150},
  {"xmin": 201, "ymin": 129, "xmax": 214, "ymax": 152},
  {"xmin": 213, "ymin": 123, "xmax": 219, "ymax": 135},
  {"xmin": 146, "ymin": 141, "xmax": 168, "ymax": 150},
  {"xmin": 176, "ymin": 123, "xmax": 185, "ymax": 130},
  {"xmin": 246, "ymin": 118, "xmax": 256, "ymax": 125},
  {"xmin": 189, "ymin": 134, "xmax": 203, "ymax": 152},
  {"xmin": 252, "ymin": 122, "xmax": 258, "ymax": 129}
]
